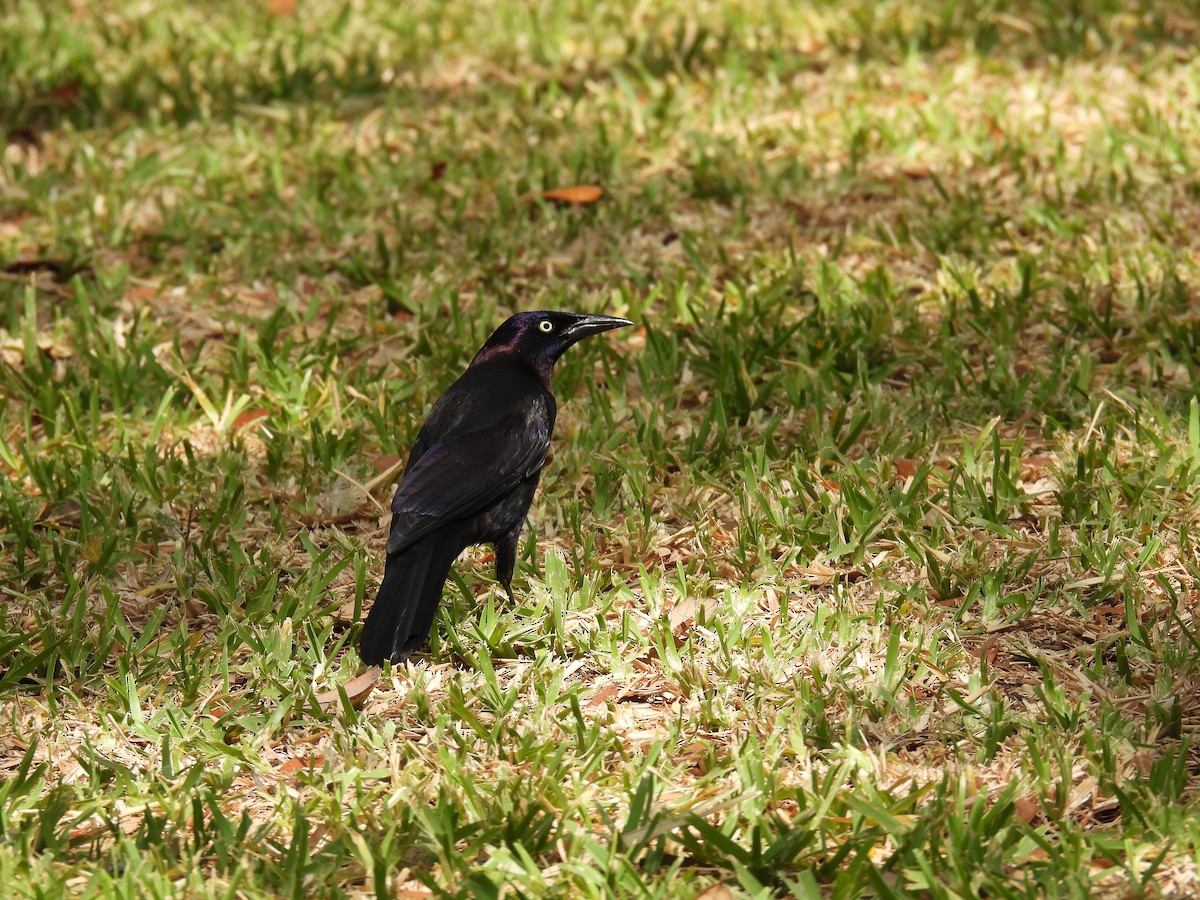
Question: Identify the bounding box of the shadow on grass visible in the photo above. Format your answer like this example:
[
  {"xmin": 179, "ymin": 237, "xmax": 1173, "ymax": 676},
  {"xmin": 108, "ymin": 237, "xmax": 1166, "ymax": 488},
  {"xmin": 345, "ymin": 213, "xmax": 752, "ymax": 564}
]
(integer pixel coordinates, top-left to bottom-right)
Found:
[{"xmin": 3, "ymin": 0, "xmax": 1197, "ymax": 141}]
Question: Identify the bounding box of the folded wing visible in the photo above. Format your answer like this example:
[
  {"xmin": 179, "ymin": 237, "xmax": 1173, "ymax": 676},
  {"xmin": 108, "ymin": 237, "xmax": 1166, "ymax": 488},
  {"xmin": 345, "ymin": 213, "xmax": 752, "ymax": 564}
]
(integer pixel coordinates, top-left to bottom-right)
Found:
[{"xmin": 385, "ymin": 408, "xmax": 551, "ymax": 555}]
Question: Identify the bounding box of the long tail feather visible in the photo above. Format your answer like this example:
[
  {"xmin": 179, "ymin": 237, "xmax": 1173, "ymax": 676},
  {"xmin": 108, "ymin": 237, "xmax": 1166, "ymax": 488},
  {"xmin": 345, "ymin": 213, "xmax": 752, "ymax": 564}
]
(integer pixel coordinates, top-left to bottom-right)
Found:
[{"xmin": 360, "ymin": 536, "xmax": 461, "ymax": 665}]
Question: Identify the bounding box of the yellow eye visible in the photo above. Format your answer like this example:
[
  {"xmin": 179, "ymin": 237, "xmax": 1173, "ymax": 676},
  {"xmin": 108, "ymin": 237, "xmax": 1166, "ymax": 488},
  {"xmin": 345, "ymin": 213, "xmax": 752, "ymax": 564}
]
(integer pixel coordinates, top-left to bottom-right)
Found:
[{"xmin": 538, "ymin": 320, "xmax": 554, "ymax": 333}]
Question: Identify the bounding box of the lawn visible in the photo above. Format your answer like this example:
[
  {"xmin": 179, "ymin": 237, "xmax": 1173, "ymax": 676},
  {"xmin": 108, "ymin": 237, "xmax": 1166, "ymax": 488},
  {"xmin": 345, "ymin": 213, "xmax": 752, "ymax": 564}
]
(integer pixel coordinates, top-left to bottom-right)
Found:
[{"xmin": 3, "ymin": 0, "xmax": 1200, "ymax": 896}]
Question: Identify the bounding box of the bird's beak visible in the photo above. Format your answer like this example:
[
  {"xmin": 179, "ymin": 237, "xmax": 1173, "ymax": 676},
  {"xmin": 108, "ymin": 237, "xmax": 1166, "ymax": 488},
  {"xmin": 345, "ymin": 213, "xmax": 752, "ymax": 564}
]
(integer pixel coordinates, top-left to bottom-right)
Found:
[{"xmin": 564, "ymin": 315, "xmax": 634, "ymax": 341}]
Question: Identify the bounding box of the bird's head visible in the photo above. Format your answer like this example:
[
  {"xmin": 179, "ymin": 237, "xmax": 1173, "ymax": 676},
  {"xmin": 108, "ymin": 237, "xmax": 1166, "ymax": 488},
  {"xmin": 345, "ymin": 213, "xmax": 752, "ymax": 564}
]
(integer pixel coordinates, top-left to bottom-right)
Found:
[{"xmin": 471, "ymin": 310, "xmax": 633, "ymax": 373}]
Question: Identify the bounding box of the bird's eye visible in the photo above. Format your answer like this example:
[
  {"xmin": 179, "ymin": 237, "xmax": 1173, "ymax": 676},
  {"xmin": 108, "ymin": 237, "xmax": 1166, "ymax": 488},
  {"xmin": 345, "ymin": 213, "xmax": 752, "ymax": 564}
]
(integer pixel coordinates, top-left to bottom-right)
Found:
[{"xmin": 538, "ymin": 320, "xmax": 554, "ymax": 333}]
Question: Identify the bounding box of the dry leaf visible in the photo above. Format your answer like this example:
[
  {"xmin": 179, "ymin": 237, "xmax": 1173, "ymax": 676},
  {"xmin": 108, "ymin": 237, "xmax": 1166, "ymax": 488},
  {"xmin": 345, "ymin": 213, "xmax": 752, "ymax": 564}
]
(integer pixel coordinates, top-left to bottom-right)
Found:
[
  {"xmin": 35, "ymin": 499, "xmax": 81, "ymax": 528},
  {"xmin": 5, "ymin": 257, "xmax": 66, "ymax": 275},
  {"xmin": 234, "ymin": 408, "xmax": 269, "ymax": 430},
  {"xmin": 47, "ymin": 83, "xmax": 81, "ymax": 108},
  {"xmin": 373, "ymin": 454, "xmax": 402, "ymax": 472},
  {"xmin": 709, "ymin": 523, "xmax": 735, "ymax": 549},
  {"xmin": 981, "ymin": 636, "xmax": 999, "ymax": 667},
  {"xmin": 788, "ymin": 563, "xmax": 864, "ymax": 583},
  {"xmin": 586, "ymin": 684, "xmax": 620, "ymax": 708},
  {"xmin": 1014, "ymin": 793, "xmax": 1040, "ymax": 824},
  {"xmin": 668, "ymin": 596, "xmax": 716, "ymax": 634},
  {"xmin": 203, "ymin": 693, "xmax": 248, "ymax": 721},
  {"xmin": 266, "ymin": 0, "xmax": 296, "ymax": 16},
  {"xmin": 316, "ymin": 667, "xmax": 381, "ymax": 713},
  {"xmin": 332, "ymin": 599, "xmax": 360, "ymax": 626},
  {"xmin": 894, "ymin": 456, "xmax": 921, "ymax": 479},
  {"xmin": 792, "ymin": 561, "xmax": 835, "ymax": 578},
  {"xmin": 542, "ymin": 185, "xmax": 603, "ymax": 205},
  {"xmin": 205, "ymin": 703, "xmax": 228, "ymax": 721},
  {"xmin": 124, "ymin": 283, "xmax": 159, "ymax": 303},
  {"xmin": 694, "ymin": 885, "xmax": 733, "ymax": 900},
  {"xmin": 1128, "ymin": 750, "xmax": 1155, "ymax": 775},
  {"xmin": 279, "ymin": 754, "xmax": 325, "ymax": 776},
  {"xmin": 617, "ymin": 678, "xmax": 682, "ymax": 703}
]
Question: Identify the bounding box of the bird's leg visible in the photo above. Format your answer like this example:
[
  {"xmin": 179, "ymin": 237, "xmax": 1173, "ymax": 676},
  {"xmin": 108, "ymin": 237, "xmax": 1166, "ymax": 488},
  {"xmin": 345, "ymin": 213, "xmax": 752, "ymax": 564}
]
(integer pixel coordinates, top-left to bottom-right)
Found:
[{"xmin": 494, "ymin": 525, "xmax": 523, "ymax": 603}]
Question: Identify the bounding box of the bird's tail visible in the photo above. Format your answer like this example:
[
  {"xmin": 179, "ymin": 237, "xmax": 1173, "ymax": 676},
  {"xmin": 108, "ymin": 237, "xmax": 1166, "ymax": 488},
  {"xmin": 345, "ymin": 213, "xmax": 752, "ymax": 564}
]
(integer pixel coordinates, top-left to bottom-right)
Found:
[{"xmin": 360, "ymin": 537, "xmax": 462, "ymax": 665}]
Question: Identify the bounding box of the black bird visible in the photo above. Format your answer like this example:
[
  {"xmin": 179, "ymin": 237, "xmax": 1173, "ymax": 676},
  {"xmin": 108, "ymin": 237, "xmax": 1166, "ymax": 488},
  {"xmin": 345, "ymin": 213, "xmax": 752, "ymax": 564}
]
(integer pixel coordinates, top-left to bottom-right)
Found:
[{"xmin": 360, "ymin": 310, "xmax": 632, "ymax": 665}]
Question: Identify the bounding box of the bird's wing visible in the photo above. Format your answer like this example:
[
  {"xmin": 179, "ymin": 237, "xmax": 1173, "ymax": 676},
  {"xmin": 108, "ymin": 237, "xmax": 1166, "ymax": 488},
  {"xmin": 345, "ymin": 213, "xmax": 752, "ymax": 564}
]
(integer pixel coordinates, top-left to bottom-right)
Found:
[{"xmin": 385, "ymin": 410, "xmax": 550, "ymax": 555}]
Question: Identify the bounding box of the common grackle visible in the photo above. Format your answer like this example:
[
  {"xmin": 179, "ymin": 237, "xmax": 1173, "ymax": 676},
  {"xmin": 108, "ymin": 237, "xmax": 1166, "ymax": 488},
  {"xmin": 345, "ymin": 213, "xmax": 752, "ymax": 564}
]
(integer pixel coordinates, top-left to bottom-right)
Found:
[{"xmin": 360, "ymin": 310, "xmax": 632, "ymax": 665}]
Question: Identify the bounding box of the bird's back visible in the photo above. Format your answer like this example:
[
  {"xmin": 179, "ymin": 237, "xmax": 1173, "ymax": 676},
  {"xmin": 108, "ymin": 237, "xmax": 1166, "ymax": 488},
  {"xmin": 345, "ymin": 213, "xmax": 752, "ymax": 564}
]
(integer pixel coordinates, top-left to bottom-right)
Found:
[
  {"xmin": 384, "ymin": 359, "xmax": 556, "ymax": 556},
  {"xmin": 407, "ymin": 359, "xmax": 556, "ymax": 469}
]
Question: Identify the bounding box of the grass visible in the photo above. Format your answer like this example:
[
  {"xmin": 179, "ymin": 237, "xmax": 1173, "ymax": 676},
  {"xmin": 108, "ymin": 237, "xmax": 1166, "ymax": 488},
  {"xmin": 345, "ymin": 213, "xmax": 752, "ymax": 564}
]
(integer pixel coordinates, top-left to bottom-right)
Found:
[{"xmin": 3, "ymin": 0, "xmax": 1200, "ymax": 895}]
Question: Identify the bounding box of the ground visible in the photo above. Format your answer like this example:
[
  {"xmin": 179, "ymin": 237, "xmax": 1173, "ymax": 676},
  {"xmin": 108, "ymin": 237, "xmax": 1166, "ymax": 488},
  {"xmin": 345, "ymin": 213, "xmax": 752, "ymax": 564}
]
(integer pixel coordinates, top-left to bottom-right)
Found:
[{"xmin": 3, "ymin": 0, "xmax": 1200, "ymax": 896}]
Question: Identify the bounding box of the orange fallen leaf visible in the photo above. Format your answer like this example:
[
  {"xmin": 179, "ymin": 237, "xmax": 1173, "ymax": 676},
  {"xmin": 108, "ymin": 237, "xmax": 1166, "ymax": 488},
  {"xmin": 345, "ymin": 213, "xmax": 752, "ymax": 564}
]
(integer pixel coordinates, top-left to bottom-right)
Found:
[
  {"xmin": 694, "ymin": 885, "xmax": 733, "ymax": 900},
  {"xmin": 372, "ymin": 454, "xmax": 402, "ymax": 472},
  {"xmin": 894, "ymin": 457, "xmax": 921, "ymax": 479},
  {"xmin": 279, "ymin": 754, "xmax": 325, "ymax": 776},
  {"xmin": 234, "ymin": 408, "xmax": 269, "ymax": 430},
  {"xmin": 1129, "ymin": 750, "xmax": 1155, "ymax": 774},
  {"xmin": 542, "ymin": 185, "xmax": 603, "ymax": 205},
  {"xmin": 266, "ymin": 0, "xmax": 296, "ymax": 16},
  {"xmin": 709, "ymin": 525, "xmax": 735, "ymax": 549},
  {"xmin": 586, "ymin": 684, "xmax": 620, "ymax": 708},
  {"xmin": 981, "ymin": 636, "xmax": 1000, "ymax": 667},
  {"xmin": 1014, "ymin": 793, "xmax": 1040, "ymax": 824},
  {"xmin": 203, "ymin": 693, "xmax": 248, "ymax": 721},
  {"xmin": 124, "ymin": 284, "xmax": 159, "ymax": 303},
  {"xmin": 48, "ymin": 82, "xmax": 81, "ymax": 107},
  {"xmin": 315, "ymin": 667, "xmax": 381, "ymax": 713}
]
